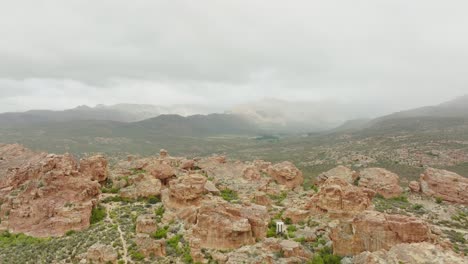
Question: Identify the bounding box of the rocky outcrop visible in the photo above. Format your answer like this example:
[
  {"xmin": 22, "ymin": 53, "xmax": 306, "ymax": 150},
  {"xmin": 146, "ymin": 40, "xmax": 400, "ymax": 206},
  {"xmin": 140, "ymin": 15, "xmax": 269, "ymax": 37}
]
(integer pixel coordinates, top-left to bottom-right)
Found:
[
  {"xmin": 267, "ymin": 161, "xmax": 303, "ymax": 189},
  {"xmin": 135, "ymin": 233, "xmax": 166, "ymax": 257},
  {"xmin": 86, "ymin": 243, "xmax": 118, "ymax": 264},
  {"xmin": 190, "ymin": 201, "xmax": 269, "ymax": 250},
  {"xmin": 330, "ymin": 211, "xmax": 432, "ymax": 256},
  {"xmin": 136, "ymin": 214, "xmax": 157, "ymax": 234},
  {"xmin": 353, "ymin": 242, "xmax": 468, "ymax": 264},
  {"xmin": 315, "ymin": 166, "xmax": 358, "ymax": 186},
  {"xmin": 419, "ymin": 168, "xmax": 468, "ymax": 205},
  {"xmin": 166, "ymin": 174, "xmax": 207, "ymax": 208},
  {"xmin": 408, "ymin": 181, "xmax": 420, "ymax": 192},
  {"xmin": 0, "ymin": 144, "xmax": 105, "ymax": 237},
  {"xmin": 119, "ymin": 173, "xmax": 162, "ymax": 199},
  {"xmin": 79, "ymin": 155, "xmax": 108, "ymax": 182},
  {"xmin": 308, "ymin": 177, "xmax": 375, "ymax": 217},
  {"xmin": 358, "ymin": 168, "xmax": 403, "ymax": 198},
  {"xmin": 146, "ymin": 163, "xmax": 175, "ymax": 181},
  {"xmin": 242, "ymin": 166, "xmax": 261, "ymax": 181},
  {"xmin": 283, "ymin": 208, "xmax": 310, "ymax": 224}
]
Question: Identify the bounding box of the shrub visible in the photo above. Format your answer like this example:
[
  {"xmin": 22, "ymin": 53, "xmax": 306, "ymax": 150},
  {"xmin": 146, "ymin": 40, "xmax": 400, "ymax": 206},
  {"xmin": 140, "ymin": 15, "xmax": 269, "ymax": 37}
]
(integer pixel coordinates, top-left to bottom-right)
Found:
[
  {"xmin": 220, "ymin": 188, "xmax": 239, "ymax": 202},
  {"xmin": 308, "ymin": 246, "xmax": 342, "ymax": 264},
  {"xmin": 65, "ymin": 230, "xmax": 76, "ymax": 236},
  {"xmin": 147, "ymin": 196, "xmax": 161, "ymax": 204},
  {"xmin": 436, "ymin": 197, "xmax": 443, "ymax": 204},
  {"xmin": 152, "ymin": 226, "xmax": 169, "ymax": 239},
  {"xmin": 130, "ymin": 251, "xmax": 145, "ymax": 261},
  {"xmin": 90, "ymin": 205, "xmax": 106, "ymax": 224}
]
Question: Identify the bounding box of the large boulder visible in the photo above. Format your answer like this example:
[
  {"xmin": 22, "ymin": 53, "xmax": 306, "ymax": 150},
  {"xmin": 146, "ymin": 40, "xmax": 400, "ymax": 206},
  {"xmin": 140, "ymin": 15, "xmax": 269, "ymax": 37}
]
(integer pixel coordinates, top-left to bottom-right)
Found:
[
  {"xmin": 353, "ymin": 242, "xmax": 468, "ymax": 264},
  {"xmin": 119, "ymin": 173, "xmax": 162, "ymax": 199},
  {"xmin": 190, "ymin": 201, "xmax": 269, "ymax": 250},
  {"xmin": 167, "ymin": 174, "xmax": 207, "ymax": 206},
  {"xmin": 79, "ymin": 155, "xmax": 108, "ymax": 182},
  {"xmin": 358, "ymin": 168, "xmax": 403, "ymax": 198},
  {"xmin": 330, "ymin": 211, "xmax": 432, "ymax": 256},
  {"xmin": 419, "ymin": 168, "xmax": 468, "ymax": 205},
  {"xmin": 315, "ymin": 166, "xmax": 358, "ymax": 186},
  {"xmin": 267, "ymin": 161, "xmax": 304, "ymax": 189},
  {"xmin": 135, "ymin": 233, "xmax": 166, "ymax": 257},
  {"xmin": 86, "ymin": 243, "xmax": 118, "ymax": 264},
  {"xmin": 136, "ymin": 214, "xmax": 157, "ymax": 234},
  {"xmin": 0, "ymin": 145, "xmax": 104, "ymax": 237},
  {"xmin": 308, "ymin": 177, "xmax": 375, "ymax": 217}
]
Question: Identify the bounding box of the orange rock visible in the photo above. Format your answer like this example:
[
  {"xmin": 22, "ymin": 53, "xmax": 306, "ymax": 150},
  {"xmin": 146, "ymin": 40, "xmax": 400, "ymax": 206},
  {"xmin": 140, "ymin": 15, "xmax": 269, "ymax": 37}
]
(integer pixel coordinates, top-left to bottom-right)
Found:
[
  {"xmin": 79, "ymin": 155, "xmax": 108, "ymax": 182},
  {"xmin": 308, "ymin": 177, "xmax": 375, "ymax": 217},
  {"xmin": 315, "ymin": 166, "xmax": 358, "ymax": 186},
  {"xmin": 135, "ymin": 233, "xmax": 166, "ymax": 257},
  {"xmin": 0, "ymin": 144, "xmax": 105, "ymax": 237},
  {"xmin": 136, "ymin": 214, "xmax": 157, "ymax": 234},
  {"xmin": 86, "ymin": 243, "xmax": 118, "ymax": 264},
  {"xmin": 267, "ymin": 161, "xmax": 304, "ymax": 189},
  {"xmin": 358, "ymin": 168, "xmax": 403, "ymax": 198},
  {"xmin": 330, "ymin": 211, "xmax": 431, "ymax": 256},
  {"xmin": 408, "ymin": 181, "xmax": 420, "ymax": 192},
  {"xmin": 420, "ymin": 168, "xmax": 468, "ymax": 205}
]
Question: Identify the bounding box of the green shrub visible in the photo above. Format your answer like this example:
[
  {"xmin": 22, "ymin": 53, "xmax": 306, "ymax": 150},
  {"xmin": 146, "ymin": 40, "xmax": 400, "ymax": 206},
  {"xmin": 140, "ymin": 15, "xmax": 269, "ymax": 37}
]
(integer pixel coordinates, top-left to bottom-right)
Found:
[
  {"xmin": 152, "ymin": 226, "xmax": 169, "ymax": 239},
  {"xmin": 147, "ymin": 196, "xmax": 161, "ymax": 204},
  {"xmin": 90, "ymin": 205, "xmax": 106, "ymax": 224},
  {"xmin": 65, "ymin": 230, "xmax": 76, "ymax": 236},
  {"xmin": 284, "ymin": 218, "xmax": 293, "ymax": 225},
  {"xmin": 130, "ymin": 251, "xmax": 145, "ymax": 261},
  {"xmin": 220, "ymin": 188, "xmax": 239, "ymax": 202},
  {"xmin": 308, "ymin": 247, "xmax": 342, "ymax": 264},
  {"xmin": 436, "ymin": 197, "xmax": 443, "ymax": 204},
  {"xmin": 0, "ymin": 231, "xmax": 45, "ymax": 248}
]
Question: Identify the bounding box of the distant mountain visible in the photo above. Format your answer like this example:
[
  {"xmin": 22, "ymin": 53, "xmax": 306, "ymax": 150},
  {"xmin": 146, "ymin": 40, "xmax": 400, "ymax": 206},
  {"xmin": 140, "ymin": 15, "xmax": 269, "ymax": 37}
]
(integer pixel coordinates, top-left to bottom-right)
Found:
[{"xmin": 0, "ymin": 103, "xmax": 218, "ymax": 126}]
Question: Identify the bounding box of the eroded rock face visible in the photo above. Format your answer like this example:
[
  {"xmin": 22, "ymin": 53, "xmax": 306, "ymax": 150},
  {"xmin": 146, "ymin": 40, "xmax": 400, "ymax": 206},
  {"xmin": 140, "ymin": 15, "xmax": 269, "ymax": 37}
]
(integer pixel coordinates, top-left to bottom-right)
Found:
[
  {"xmin": 420, "ymin": 168, "xmax": 468, "ymax": 205},
  {"xmin": 168, "ymin": 174, "xmax": 207, "ymax": 206},
  {"xmin": 146, "ymin": 163, "xmax": 175, "ymax": 181},
  {"xmin": 353, "ymin": 242, "xmax": 468, "ymax": 264},
  {"xmin": 315, "ymin": 166, "xmax": 358, "ymax": 186},
  {"xmin": 0, "ymin": 144, "xmax": 105, "ymax": 237},
  {"xmin": 358, "ymin": 168, "xmax": 403, "ymax": 199},
  {"xmin": 408, "ymin": 181, "xmax": 420, "ymax": 193},
  {"xmin": 79, "ymin": 155, "xmax": 108, "ymax": 182},
  {"xmin": 308, "ymin": 177, "xmax": 375, "ymax": 217},
  {"xmin": 135, "ymin": 233, "xmax": 166, "ymax": 257},
  {"xmin": 86, "ymin": 243, "xmax": 118, "ymax": 264},
  {"xmin": 136, "ymin": 214, "xmax": 157, "ymax": 234},
  {"xmin": 267, "ymin": 161, "xmax": 303, "ymax": 189},
  {"xmin": 242, "ymin": 166, "xmax": 261, "ymax": 181},
  {"xmin": 119, "ymin": 173, "xmax": 162, "ymax": 199},
  {"xmin": 191, "ymin": 202, "xmax": 269, "ymax": 250},
  {"xmin": 330, "ymin": 211, "xmax": 431, "ymax": 256}
]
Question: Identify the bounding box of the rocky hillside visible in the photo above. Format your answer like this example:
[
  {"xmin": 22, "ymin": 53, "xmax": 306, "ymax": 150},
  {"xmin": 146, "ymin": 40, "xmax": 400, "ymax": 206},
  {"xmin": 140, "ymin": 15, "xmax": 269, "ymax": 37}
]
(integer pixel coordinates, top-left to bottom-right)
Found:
[{"xmin": 0, "ymin": 144, "xmax": 466, "ymax": 263}]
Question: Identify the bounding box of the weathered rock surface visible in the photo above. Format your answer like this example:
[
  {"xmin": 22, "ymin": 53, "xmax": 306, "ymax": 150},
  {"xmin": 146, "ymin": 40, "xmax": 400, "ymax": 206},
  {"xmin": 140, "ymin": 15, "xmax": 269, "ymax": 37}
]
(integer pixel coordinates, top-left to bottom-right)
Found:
[
  {"xmin": 86, "ymin": 243, "xmax": 118, "ymax": 264},
  {"xmin": 358, "ymin": 168, "xmax": 403, "ymax": 198},
  {"xmin": 419, "ymin": 168, "xmax": 468, "ymax": 205},
  {"xmin": 353, "ymin": 242, "xmax": 468, "ymax": 264},
  {"xmin": 308, "ymin": 177, "xmax": 375, "ymax": 217},
  {"xmin": 330, "ymin": 211, "xmax": 432, "ymax": 256},
  {"xmin": 79, "ymin": 155, "xmax": 108, "ymax": 182},
  {"xmin": 0, "ymin": 144, "xmax": 105, "ymax": 237},
  {"xmin": 283, "ymin": 208, "xmax": 310, "ymax": 224},
  {"xmin": 316, "ymin": 165, "xmax": 358, "ymax": 186},
  {"xmin": 135, "ymin": 233, "xmax": 166, "ymax": 257},
  {"xmin": 408, "ymin": 180, "xmax": 421, "ymax": 192},
  {"xmin": 166, "ymin": 174, "xmax": 207, "ymax": 208},
  {"xmin": 136, "ymin": 214, "xmax": 157, "ymax": 234},
  {"xmin": 190, "ymin": 201, "xmax": 269, "ymax": 250},
  {"xmin": 119, "ymin": 173, "xmax": 162, "ymax": 199},
  {"xmin": 267, "ymin": 161, "xmax": 303, "ymax": 189},
  {"xmin": 242, "ymin": 166, "xmax": 262, "ymax": 181}
]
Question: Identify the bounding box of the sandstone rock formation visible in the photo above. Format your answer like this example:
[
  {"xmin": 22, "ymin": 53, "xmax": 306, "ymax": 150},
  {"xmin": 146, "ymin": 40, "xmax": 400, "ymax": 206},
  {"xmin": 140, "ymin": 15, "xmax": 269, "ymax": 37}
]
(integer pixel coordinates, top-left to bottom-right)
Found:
[
  {"xmin": 242, "ymin": 166, "xmax": 262, "ymax": 181},
  {"xmin": 283, "ymin": 208, "xmax": 309, "ymax": 224},
  {"xmin": 408, "ymin": 181, "xmax": 420, "ymax": 192},
  {"xmin": 308, "ymin": 177, "xmax": 375, "ymax": 217},
  {"xmin": 86, "ymin": 243, "xmax": 118, "ymax": 264},
  {"xmin": 358, "ymin": 168, "xmax": 403, "ymax": 198},
  {"xmin": 419, "ymin": 168, "xmax": 468, "ymax": 204},
  {"xmin": 135, "ymin": 233, "xmax": 166, "ymax": 257},
  {"xmin": 267, "ymin": 161, "xmax": 303, "ymax": 189},
  {"xmin": 166, "ymin": 174, "xmax": 207, "ymax": 208},
  {"xmin": 119, "ymin": 173, "xmax": 162, "ymax": 199},
  {"xmin": 0, "ymin": 144, "xmax": 105, "ymax": 237},
  {"xmin": 330, "ymin": 211, "xmax": 431, "ymax": 256},
  {"xmin": 353, "ymin": 242, "xmax": 468, "ymax": 264},
  {"xmin": 79, "ymin": 155, "xmax": 108, "ymax": 182},
  {"xmin": 315, "ymin": 165, "xmax": 358, "ymax": 186},
  {"xmin": 190, "ymin": 201, "xmax": 269, "ymax": 250},
  {"xmin": 136, "ymin": 214, "xmax": 157, "ymax": 234}
]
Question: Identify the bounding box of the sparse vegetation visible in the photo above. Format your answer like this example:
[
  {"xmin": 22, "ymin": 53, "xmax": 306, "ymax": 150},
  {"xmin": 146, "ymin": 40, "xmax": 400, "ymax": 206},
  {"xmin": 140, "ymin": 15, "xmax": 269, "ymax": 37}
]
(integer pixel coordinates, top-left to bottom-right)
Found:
[
  {"xmin": 220, "ymin": 188, "xmax": 239, "ymax": 202},
  {"xmin": 90, "ymin": 205, "xmax": 106, "ymax": 224}
]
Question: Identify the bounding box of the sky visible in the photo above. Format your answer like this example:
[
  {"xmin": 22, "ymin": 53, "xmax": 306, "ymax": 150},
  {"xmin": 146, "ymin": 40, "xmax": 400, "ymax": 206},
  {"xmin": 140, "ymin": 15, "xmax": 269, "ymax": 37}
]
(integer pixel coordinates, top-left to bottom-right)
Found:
[{"xmin": 0, "ymin": 0, "xmax": 467, "ymax": 114}]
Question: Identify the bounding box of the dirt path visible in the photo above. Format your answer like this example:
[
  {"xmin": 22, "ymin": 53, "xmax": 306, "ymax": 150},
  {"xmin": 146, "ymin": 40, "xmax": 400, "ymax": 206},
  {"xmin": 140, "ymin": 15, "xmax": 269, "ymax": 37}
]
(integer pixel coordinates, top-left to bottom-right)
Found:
[{"xmin": 104, "ymin": 203, "xmax": 129, "ymax": 264}]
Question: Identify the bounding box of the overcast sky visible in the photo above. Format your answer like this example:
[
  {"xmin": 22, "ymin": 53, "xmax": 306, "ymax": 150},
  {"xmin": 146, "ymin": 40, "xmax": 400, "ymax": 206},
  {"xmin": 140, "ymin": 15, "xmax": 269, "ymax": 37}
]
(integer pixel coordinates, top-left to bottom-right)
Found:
[{"xmin": 0, "ymin": 0, "xmax": 467, "ymax": 114}]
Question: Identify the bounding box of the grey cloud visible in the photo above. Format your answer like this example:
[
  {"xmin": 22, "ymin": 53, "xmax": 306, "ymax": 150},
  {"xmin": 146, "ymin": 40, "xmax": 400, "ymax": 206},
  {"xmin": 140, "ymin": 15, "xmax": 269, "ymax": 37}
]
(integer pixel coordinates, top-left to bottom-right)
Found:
[{"xmin": 0, "ymin": 0, "xmax": 467, "ymax": 113}]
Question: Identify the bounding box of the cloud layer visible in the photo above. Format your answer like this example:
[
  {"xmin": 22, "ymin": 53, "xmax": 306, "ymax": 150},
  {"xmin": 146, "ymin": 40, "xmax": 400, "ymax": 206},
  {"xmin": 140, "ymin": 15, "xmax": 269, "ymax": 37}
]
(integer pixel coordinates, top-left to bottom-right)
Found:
[{"xmin": 1, "ymin": 0, "xmax": 467, "ymax": 113}]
